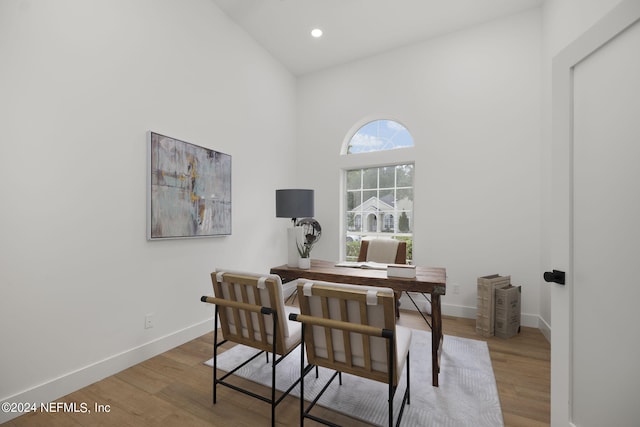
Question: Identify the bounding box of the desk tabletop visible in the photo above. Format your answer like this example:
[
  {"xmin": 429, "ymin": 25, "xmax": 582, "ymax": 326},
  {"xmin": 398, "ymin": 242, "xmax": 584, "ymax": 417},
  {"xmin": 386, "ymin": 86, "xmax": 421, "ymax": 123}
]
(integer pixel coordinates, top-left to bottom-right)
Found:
[{"xmin": 270, "ymin": 259, "xmax": 446, "ymax": 295}]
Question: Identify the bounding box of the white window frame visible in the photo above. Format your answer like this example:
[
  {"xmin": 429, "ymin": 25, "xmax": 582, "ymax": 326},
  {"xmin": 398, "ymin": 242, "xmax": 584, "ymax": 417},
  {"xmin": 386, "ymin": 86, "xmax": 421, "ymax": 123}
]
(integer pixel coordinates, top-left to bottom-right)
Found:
[{"xmin": 338, "ymin": 118, "xmax": 416, "ymax": 261}]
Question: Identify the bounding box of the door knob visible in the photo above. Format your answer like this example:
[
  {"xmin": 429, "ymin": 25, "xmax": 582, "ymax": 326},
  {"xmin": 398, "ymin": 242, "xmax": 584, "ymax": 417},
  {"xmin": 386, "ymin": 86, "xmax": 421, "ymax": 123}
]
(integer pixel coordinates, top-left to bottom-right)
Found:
[{"xmin": 544, "ymin": 270, "xmax": 565, "ymax": 285}]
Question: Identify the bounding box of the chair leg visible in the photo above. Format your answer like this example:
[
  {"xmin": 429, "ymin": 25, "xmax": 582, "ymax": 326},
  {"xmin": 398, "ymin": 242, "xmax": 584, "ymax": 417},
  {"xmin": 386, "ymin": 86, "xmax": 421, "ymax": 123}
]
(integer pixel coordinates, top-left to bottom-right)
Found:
[
  {"xmin": 300, "ymin": 324, "xmax": 306, "ymax": 426},
  {"xmin": 271, "ymin": 359, "xmax": 276, "ymax": 427},
  {"xmin": 388, "ymin": 335, "xmax": 394, "ymax": 427},
  {"xmin": 213, "ymin": 306, "xmax": 219, "ymax": 404},
  {"xmin": 213, "ymin": 345, "xmax": 217, "ymax": 404},
  {"xmin": 271, "ymin": 311, "xmax": 278, "ymax": 427},
  {"xmin": 407, "ymin": 351, "xmax": 410, "ymax": 405},
  {"xmin": 394, "ymin": 352, "xmax": 411, "ymax": 427}
]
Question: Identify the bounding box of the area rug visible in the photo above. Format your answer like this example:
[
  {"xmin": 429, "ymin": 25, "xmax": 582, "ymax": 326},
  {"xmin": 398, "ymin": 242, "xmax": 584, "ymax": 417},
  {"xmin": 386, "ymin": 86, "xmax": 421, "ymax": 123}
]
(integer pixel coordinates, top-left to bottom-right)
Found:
[{"xmin": 205, "ymin": 329, "xmax": 503, "ymax": 426}]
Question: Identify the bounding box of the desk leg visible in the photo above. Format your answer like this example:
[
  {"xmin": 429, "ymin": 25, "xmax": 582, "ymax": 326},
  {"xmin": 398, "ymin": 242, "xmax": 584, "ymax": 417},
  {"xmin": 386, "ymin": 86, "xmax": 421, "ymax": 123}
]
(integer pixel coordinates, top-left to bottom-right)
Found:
[{"xmin": 431, "ymin": 293, "xmax": 443, "ymax": 387}]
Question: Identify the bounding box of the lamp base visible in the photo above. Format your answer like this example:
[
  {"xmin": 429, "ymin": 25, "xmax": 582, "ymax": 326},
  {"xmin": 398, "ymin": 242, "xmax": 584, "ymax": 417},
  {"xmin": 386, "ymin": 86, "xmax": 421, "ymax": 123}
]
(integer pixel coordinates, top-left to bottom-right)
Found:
[{"xmin": 287, "ymin": 227, "xmax": 298, "ymax": 267}]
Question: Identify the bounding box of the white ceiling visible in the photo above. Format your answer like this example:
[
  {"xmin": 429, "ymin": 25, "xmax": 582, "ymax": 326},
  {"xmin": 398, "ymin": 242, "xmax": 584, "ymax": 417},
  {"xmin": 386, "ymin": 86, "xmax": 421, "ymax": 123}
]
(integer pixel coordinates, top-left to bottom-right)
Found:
[{"xmin": 212, "ymin": 0, "xmax": 543, "ymax": 76}]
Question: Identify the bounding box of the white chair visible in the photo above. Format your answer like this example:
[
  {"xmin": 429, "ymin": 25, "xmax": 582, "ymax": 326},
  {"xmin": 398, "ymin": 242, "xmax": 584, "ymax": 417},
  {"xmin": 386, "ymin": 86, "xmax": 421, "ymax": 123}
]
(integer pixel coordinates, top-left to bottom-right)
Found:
[
  {"xmin": 200, "ymin": 269, "xmax": 311, "ymax": 427},
  {"xmin": 357, "ymin": 239, "xmax": 407, "ymax": 264},
  {"xmin": 289, "ymin": 279, "xmax": 411, "ymax": 427},
  {"xmin": 358, "ymin": 238, "xmax": 408, "ymax": 318}
]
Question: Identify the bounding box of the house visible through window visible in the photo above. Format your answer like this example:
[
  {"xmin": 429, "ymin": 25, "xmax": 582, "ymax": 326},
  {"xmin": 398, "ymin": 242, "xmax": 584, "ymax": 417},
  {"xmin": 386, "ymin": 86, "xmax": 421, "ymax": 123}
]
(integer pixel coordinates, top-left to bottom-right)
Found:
[{"xmin": 344, "ymin": 120, "xmax": 414, "ymax": 262}]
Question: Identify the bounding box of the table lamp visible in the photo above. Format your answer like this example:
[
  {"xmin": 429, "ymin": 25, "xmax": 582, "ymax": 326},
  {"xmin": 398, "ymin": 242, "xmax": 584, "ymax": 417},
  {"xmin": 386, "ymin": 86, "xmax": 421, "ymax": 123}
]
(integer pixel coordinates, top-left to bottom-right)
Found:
[{"xmin": 276, "ymin": 189, "xmax": 314, "ymax": 267}]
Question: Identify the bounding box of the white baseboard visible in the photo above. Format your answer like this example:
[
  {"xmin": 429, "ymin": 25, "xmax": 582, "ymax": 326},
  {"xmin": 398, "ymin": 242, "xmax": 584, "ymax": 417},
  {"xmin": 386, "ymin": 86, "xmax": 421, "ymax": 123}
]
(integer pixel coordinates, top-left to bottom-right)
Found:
[
  {"xmin": 538, "ymin": 316, "xmax": 551, "ymax": 342},
  {"xmin": 0, "ymin": 319, "xmax": 214, "ymax": 424}
]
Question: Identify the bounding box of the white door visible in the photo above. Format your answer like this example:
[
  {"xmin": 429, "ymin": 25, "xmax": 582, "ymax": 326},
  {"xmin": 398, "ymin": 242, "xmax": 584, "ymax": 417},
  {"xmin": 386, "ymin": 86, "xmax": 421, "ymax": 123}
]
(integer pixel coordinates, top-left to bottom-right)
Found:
[{"xmin": 551, "ymin": 1, "xmax": 640, "ymax": 426}]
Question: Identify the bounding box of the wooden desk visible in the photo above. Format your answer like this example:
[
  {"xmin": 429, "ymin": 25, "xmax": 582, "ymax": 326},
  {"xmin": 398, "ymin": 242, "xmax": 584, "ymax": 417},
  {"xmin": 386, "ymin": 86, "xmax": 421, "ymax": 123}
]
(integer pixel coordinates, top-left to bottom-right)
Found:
[{"xmin": 270, "ymin": 259, "xmax": 447, "ymax": 387}]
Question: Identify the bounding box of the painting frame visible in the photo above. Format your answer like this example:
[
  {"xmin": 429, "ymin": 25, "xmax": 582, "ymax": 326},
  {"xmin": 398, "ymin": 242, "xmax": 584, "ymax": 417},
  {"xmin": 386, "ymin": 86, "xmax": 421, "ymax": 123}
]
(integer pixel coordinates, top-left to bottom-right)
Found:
[{"xmin": 147, "ymin": 131, "xmax": 232, "ymax": 240}]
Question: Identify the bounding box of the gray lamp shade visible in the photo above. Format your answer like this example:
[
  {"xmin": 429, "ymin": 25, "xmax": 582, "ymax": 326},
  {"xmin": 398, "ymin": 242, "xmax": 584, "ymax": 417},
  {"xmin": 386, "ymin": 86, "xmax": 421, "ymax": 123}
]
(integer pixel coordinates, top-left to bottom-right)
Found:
[{"xmin": 275, "ymin": 189, "xmax": 314, "ymax": 219}]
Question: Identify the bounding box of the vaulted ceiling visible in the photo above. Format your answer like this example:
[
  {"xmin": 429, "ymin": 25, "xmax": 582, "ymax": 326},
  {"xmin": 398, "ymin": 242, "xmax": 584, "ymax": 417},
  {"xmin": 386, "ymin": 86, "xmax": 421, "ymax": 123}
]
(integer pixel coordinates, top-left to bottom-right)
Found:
[{"xmin": 212, "ymin": 0, "xmax": 543, "ymax": 75}]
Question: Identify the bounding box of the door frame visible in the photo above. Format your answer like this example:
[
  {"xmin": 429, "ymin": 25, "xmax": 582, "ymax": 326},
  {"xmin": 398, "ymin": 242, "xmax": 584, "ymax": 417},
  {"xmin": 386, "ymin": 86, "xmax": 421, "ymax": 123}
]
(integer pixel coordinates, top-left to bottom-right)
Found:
[{"xmin": 550, "ymin": 1, "xmax": 640, "ymax": 425}]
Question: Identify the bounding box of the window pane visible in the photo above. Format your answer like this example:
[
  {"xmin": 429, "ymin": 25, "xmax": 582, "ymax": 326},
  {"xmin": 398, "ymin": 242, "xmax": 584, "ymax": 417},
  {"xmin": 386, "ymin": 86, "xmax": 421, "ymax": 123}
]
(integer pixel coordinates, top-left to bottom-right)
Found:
[
  {"xmin": 381, "ymin": 212, "xmax": 395, "ymax": 233},
  {"xmin": 346, "ymin": 212, "xmax": 360, "ymax": 232},
  {"xmin": 346, "ymin": 239, "xmax": 362, "ymax": 259},
  {"xmin": 363, "ymin": 168, "xmax": 377, "ymax": 189},
  {"xmin": 346, "ymin": 170, "xmax": 362, "ymax": 190},
  {"xmin": 396, "ymin": 164, "xmax": 414, "ymax": 187},
  {"xmin": 398, "ymin": 211, "xmax": 412, "ymax": 233},
  {"xmin": 364, "ymin": 212, "xmax": 378, "ymax": 232},
  {"xmin": 379, "ymin": 166, "xmax": 395, "ymax": 188},
  {"xmin": 396, "ymin": 188, "xmax": 413, "ymax": 204},
  {"xmin": 344, "ymin": 163, "xmax": 414, "ymax": 261},
  {"xmin": 346, "ymin": 191, "xmax": 361, "ymax": 210},
  {"xmin": 354, "ymin": 214, "xmax": 362, "ymax": 231},
  {"xmin": 347, "ymin": 120, "xmax": 414, "ymax": 154},
  {"xmin": 362, "ymin": 190, "xmax": 377, "ymax": 205},
  {"xmin": 379, "ymin": 189, "xmax": 394, "ymax": 206}
]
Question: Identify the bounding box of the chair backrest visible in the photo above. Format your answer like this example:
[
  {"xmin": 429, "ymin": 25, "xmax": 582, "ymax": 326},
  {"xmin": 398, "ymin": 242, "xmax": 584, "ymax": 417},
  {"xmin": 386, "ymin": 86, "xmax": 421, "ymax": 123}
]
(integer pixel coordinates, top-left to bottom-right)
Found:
[
  {"xmin": 296, "ymin": 280, "xmax": 401, "ymax": 385},
  {"xmin": 357, "ymin": 239, "xmax": 407, "ymax": 264},
  {"xmin": 212, "ymin": 269, "xmax": 289, "ymax": 354}
]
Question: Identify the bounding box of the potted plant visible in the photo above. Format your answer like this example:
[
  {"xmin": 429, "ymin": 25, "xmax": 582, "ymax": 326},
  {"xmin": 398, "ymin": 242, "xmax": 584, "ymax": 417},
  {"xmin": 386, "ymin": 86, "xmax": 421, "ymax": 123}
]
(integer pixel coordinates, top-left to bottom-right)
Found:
[{"xmin": 296, "ymin": 240, "xmax": 312, "ymax": 269}]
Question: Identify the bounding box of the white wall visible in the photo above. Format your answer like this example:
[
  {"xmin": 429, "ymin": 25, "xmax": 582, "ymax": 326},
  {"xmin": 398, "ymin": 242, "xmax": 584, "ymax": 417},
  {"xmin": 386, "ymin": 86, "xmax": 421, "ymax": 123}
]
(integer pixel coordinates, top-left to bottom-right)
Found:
[
  {"xmin": 538, "ymin": 0, "xmax": 626, "ymax": 339},
  {"xmin": 543, "ymin": 0, "xmax": 626, "ymax": 55},
  {"xmin": 0, "ymin": 0, "xmax": 296, "ymax": 420},
  {"xmin": 4, "ymin": 1, "xmax": 624, "ymax": 420},
  {"xmin": 297, "ymin": 9, "xmax": 543, "ymax": 325}
]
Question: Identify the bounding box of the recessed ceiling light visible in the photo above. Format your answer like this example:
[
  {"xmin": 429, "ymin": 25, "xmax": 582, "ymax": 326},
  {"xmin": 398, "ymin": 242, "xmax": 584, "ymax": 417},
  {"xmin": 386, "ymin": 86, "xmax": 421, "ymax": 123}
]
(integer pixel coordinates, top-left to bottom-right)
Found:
[{"xmin": 310, "ymin": 28, "xmax": 323, "ymax": 38}]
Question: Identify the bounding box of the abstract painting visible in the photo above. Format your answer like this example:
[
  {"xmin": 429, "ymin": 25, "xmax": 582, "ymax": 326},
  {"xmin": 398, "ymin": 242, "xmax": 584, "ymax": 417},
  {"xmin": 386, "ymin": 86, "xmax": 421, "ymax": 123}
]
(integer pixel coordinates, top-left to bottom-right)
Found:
[{"xmin": 147, "ymin": 132, "xmax": 231, "ymax": 239}]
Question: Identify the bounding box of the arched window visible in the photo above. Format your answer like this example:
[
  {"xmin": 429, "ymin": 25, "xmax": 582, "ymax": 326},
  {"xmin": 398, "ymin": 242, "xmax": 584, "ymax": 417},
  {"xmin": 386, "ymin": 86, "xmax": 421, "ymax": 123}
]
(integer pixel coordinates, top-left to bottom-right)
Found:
[
  {"xmin": 344, "ymin": 119, "xmax": 414, "ymax": 262},
  {"xmin": 346, "ymin": 119, "xmax": 414, "ymax": 154}
]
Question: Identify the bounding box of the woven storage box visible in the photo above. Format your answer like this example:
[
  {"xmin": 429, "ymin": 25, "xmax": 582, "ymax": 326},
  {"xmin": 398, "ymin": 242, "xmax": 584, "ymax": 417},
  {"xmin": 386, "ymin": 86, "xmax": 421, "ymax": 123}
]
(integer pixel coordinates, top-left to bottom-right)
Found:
[
  {"xmin": 494, "ymin": 285, "xmax": 521, "ymax": 339},
  {"xmin": 476, "ymin": 274, "xmax": 510, "ymax": 337}
]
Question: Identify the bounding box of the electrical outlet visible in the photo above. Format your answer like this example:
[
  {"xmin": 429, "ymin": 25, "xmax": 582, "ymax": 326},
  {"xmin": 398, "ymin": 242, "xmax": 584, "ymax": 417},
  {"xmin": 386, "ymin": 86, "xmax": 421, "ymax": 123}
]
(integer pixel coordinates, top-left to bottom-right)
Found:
[
  {"xmin": 452, "ymin": 284, "xmax": 460, "ymax": 295},
  {"xmin": 145, "ymin": 313, "xmax": 154, "ymax": 329}
]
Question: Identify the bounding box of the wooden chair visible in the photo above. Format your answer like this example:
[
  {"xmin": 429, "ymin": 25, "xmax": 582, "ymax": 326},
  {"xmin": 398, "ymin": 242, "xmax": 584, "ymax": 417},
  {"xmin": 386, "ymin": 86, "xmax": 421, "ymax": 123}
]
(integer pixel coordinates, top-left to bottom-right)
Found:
[
  {"xmin": 200, "ymin": 269, "xmax": 312, "ymax": 427},
  {"xmin": 358, "ymin": 239, "xmax": 407, "ymax": 317},
  {"xmin": 289, "ymin": 279, "xmax": 411, "ymax": 427},
  {"xmin": 357, "ymin": 239, "xmax": 407, "ymax": 264}
]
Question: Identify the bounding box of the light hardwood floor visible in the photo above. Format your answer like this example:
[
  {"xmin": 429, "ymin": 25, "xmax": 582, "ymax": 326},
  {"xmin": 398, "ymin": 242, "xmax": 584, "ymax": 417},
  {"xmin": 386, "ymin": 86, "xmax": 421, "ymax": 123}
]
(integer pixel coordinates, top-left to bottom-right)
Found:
[{"xmin": 6, "ymin": 310, "xmax": 550, "ymax": 427}]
